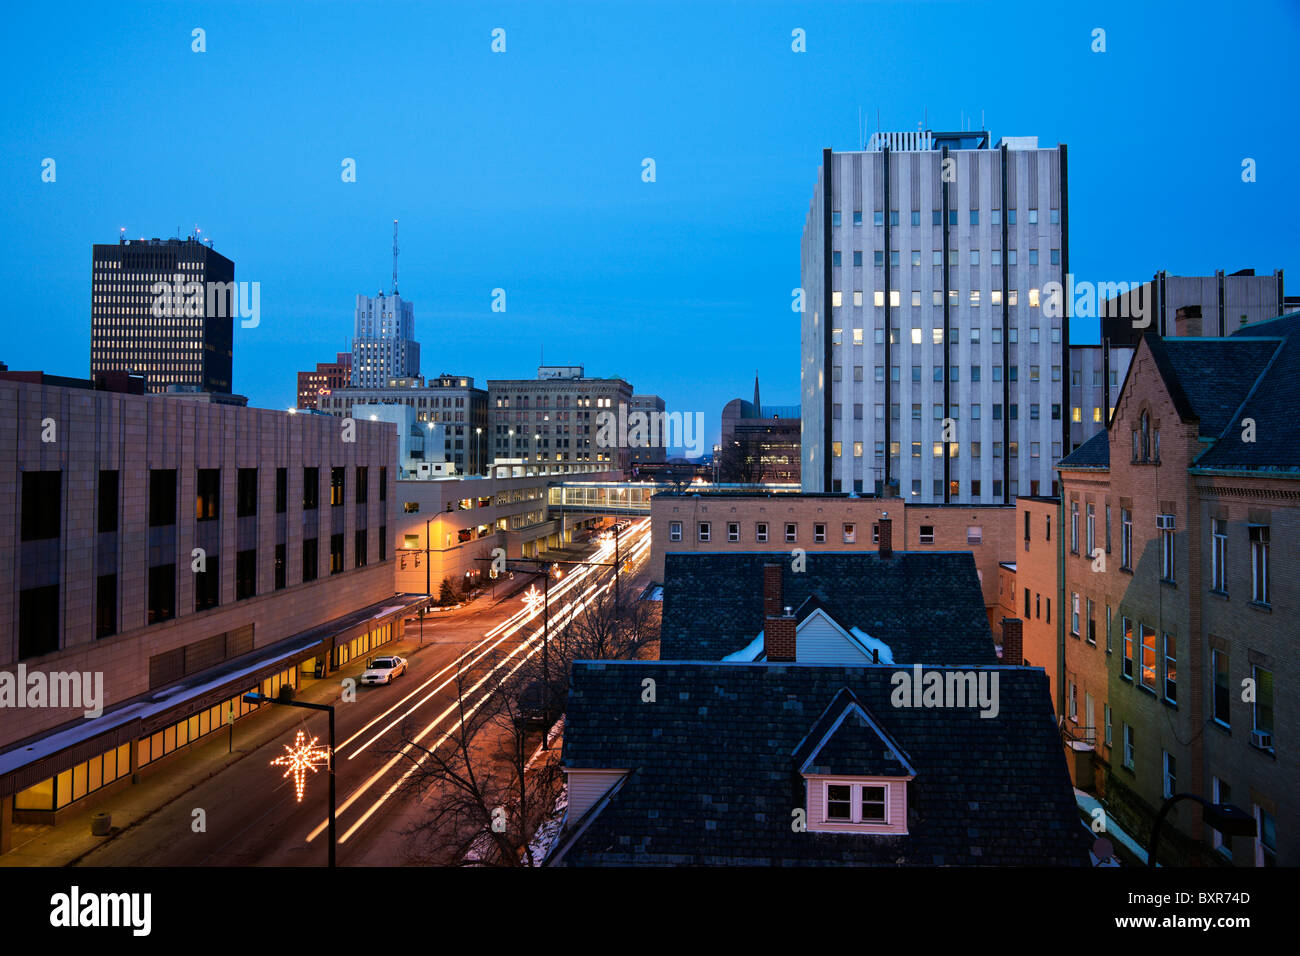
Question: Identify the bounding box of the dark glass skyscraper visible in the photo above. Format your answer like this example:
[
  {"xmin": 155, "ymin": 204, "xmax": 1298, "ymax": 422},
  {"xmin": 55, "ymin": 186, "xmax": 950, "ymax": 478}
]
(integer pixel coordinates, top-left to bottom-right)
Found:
[{"xmin": 90, "ymin": 235, "xmax": 235, "ymax": 393}]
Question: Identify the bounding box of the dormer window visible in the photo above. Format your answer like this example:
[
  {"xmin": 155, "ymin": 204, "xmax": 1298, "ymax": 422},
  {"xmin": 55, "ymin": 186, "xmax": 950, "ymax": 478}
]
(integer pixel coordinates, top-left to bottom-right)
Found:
[{"xmin": 826, "ymin": 782, "xmax": 889, "ymax": 823}]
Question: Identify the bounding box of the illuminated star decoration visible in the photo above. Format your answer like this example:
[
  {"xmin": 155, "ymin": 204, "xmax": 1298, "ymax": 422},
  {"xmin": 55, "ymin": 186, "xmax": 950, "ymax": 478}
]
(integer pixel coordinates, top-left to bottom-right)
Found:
[
  {"xmin": 271, "ymin": 729, "xmax": 331, "ymax": 802},
  {"xmin": 522, "ymin": 584, "xmax": 544, "ymax": 616}
]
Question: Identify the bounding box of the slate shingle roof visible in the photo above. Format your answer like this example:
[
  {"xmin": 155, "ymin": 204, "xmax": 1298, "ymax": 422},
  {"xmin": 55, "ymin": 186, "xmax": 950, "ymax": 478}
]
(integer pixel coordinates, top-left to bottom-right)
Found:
[
  {"xmin": 660, "ymin": 552, "xmax": 996, "ymax": 664},
  {"xmin": 1057, "ymin": 429, "xmax": 1109, "ymax": 470},
  {"xmin": 554, "ymin": 661, "xmax": 1092, "ymax": 866},
  {"xmin": 1146, "ymin": 335, "xmax": 1281, "ymax": 435},
  {"xmin": 1194, "ymin": 312, "xmax": 1300, "ymax": 474}
]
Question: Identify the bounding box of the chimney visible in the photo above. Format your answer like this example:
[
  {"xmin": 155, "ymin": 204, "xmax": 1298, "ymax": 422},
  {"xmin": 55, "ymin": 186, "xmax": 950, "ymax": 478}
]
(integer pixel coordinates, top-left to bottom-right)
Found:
[
  {"xmin": 1174, "ymin": 305, "xmax": 1203, "ymax": 338},
  {"xmin": 765, "ymin": 606, "xmax": 797, "ymax": 662},
  {"xmin": 762, "ymin": 563, "xmax": 783, "ymax": 618},
  {"xmin": 878, "ymin": 512, "xmax": 893, "ymax": 560},
  {"xmin": 1000, "ymin": 617, "xmax": 1023, "ymax": 666}
]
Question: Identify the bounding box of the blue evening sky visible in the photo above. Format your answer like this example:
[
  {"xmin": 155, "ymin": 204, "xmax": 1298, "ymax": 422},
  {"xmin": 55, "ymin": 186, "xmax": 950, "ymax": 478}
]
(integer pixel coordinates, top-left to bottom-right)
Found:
[{"xmin": 3, "ymin": 1, "xmax": 1297, "ymax": 451}]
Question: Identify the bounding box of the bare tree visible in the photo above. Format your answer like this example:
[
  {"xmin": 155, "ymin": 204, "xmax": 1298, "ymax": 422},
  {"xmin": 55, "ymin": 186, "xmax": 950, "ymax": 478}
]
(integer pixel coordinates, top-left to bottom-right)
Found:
[
  {"xmin": 716, "ymin": 438, "xmax": 760, "ymax": 483},
  {"xmin": 395, "ymin": 654, "xmax": 563, "ymax": 866}
]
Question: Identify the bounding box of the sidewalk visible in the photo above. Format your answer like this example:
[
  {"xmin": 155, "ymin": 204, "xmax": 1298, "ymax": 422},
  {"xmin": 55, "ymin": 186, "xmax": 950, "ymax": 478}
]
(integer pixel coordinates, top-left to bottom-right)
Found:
[{"xmin": 0, "ymin": 633, "xmax": 436, "ymax": 868}]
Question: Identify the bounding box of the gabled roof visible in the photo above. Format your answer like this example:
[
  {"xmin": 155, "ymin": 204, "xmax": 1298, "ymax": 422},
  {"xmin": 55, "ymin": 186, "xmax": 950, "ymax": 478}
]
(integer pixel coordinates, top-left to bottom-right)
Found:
[
  {"xmin": 660, "ymin": 552, "xmax": 995, "ymax": 664},
  {"xmin": 792, "ymin": 687, "xmax": 915, "ymax": 777},
  {"xmin": 556, "ymin": 661, "xmax": 1092, "ymax": 866},
  {"xmin": 1057, "ymin": 429, "xmax": 1109, "ymax": 470}
]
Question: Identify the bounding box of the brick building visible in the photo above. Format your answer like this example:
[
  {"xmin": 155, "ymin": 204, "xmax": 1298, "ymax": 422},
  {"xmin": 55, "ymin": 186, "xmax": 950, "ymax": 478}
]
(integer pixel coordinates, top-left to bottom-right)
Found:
[
  {"xmin": 295, "ymin": 352, "xmax": 352, "ymax": 410},
  {"xmin": 1056, "ymin": 312, "xmax": 1300, "ymax": 866}
]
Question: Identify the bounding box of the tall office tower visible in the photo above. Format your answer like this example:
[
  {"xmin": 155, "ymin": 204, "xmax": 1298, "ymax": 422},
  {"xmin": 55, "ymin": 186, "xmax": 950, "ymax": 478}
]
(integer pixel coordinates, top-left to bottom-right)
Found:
[
  {"xmin": 90, "ymin": 235, "xmax": 235, "ymax": 393},
  {"xmin": 350, "ymin": 291, "xmax": 419, "ymax": 388},
  {"xmin": 800, "ymin": 130, "xmax": 1068, "ymax": 502}
]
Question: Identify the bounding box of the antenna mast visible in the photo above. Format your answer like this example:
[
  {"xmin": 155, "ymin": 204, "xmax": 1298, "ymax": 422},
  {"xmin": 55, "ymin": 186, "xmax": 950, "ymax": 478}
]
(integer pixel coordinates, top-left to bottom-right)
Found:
[{"xmin": 392, "ymin": 219, "xmax": 399, "ymax": 295}]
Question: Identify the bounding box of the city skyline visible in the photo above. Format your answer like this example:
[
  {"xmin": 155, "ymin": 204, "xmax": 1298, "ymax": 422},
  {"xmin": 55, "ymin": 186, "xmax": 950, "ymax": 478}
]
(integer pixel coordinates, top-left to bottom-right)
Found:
[{"xmin": 4, "ymin": 1, "xmax": 1298, "ymax": 452}]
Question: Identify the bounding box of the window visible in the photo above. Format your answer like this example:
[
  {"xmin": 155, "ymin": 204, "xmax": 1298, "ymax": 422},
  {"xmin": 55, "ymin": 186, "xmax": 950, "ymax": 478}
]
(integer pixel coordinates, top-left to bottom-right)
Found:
[
  {"xmin": 1086, "ymin": 504, "xmax": 1095, "ymax": 556},
  {"xmin": 194, "ymin": 554, "xmax": 220, "ymax": 611},
  {"xmin": 1253, "ymin": 665, "xmax": 1274, "ymax": 743},
  {"xmin": 785, "ymin": 523, "xmax": 797, "ymax": 544},
  {"xmin": 149, "ymin": 469, "xmax": 177, "ymax": 527},
  {"xmin": 843, "ymin": 523, "xmax": 856, "ymax": 544},
  {"xmin": 196, "ymin": 469, "xmax": 220, "ymax": 521},
  {"xmin": 1139, "ymin": 624, "xmax": 1157, "ymax": 691},
  {"xmin": 276, "ymin": 468, "xmax": 287, "ymax": 514},
  {"xmin": 727, "ymin": 522, "xmax": 740, "ymax": 543},
  {"xmin": 98, "ymin": 470, "xmax": 119, "ymax": 533},
  {"xmin": 20, "ymin": 471, "xmax": 61, "ymax": 541},
  {"xmin": 355, "ymin": 529, "xmax": 368, "ymax": 568},
  {"xmin": 1105, "ymin": 604, "xmax": 1111, "ymax": 652},
  {"xmin": 822, "ymin": 782, "xmax": 890, "ymax": 824},
  {"xmin": 330, "ymin": 467, "xmax": 345, "ymax": 506},
  {"xmin": 148, "ymin": 563, "xmax": 176, "ymax": 624},
  {"xmin": 756, "ymin": 522, "xmax": 768, "ymax": 543},
  {"xmin": 669, "ymin": 521, "xmax": 682, "ymax": 542},
  {"xmin": 1256, "ymin": 806, "xmax": 1277, "ymax": 867},
  {"xmin": 302, "ymin": 538, "xmax": 318, "ymax": 582},
  {"xmin": 1159, "ymin": 519, "xmax": 1175, "ymax": 583},
  {"xmin": 275, "ymin": 543, "xmax": 287, "ymax": 591},
  {"xmin": 919, "ymin": 525, "xmax": 934, "ymax": 545},
  {"xmin": 854, "ymin": 251, "xmax": 862, "ymax": 267},
  {"xmin": 966, "ymin": 525, "xmax": 982, "ymax": 545},
  {"xmin": 1213, "ymin": 649, "xmax": 1230, "ymax": 726},
  {"xmin": 1121, "ymin": 509, "xmax": 1133, "ymax": 569},
  {"xmin": 1122, "ymin": 617, "xmax": 1134, "ymax": 680},
  {"xmin": 237, "ymin": 468, "xmax": 257, "ymax": 517},
  {"xmin": 1163, "ymin": 752, "xmax": 1176, "ymax": 799},
  {"xmin": 1070, "ymin": 502, "xmax": 1079, "ymax": 553},
  {"xmin": 1163, "ymin": 633, "xmax": 1177, "ymax": 703},
  {"xmin": 1024, "ymin": 588, "xmax": 1031, "ymax": 618},
  {"xmin": 1105, "ymin": 505, "xmax": 1111, "ymax": 553},
  {"xmin": 1104, "ymin": 704, "xmax": 1112, "ymax": 746},
  {"xmin": 1250, "ymin": 525, "xmax": 1270, "ymax": 603},
  {"xmin": 1122, "ymin": 724, "xmax": 1134, "ymax": 770},
  {"xmin": 1068, "ymin": 682, "xmax": 1077, "ymax": 722},
  {"xmin": 1071, "ymin": 593, "xmax": 1080, "ymax": 635},
  {"xmin": 698, "ymin": 522, "xmax": 711, "ymax": 543},
  {"xmin": 330, "ymin": 533, "xmax": 345, "ymax": 574},
  {"xmin": 1086, "ymin": 599, "xmax": 1096, "ymax": 645},
  {"xmin": 356, "ymin": 466, "xmax": 369, "ymax": 505},
  {"xmin": 95, "ymin": 573, "xmax": 116, "ymax": 639},
  {"xmin": 303, "ymin": 468, "xmax": 319, "ymax": 510},
  {"xmin": 813, "ymin": 523, "xmax": 826, "ymax": 544},
  {"xmin": 1211, "ymin": 518, "xmax": 1228, "ymax": 591},
  {"xmin": 1212, "ymin": 778, "xmax": 1232, "ymax": 856},
  {"xmin": 236, "ymin": 549, "xmax": 257, "ymax": 599}
]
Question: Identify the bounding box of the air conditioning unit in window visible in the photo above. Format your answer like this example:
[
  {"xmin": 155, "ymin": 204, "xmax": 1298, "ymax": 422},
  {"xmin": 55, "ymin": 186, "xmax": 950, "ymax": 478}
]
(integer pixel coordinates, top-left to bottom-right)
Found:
[
  {"xmin": 1250, "ymin": 729, "xmax": 1273, "ymax": 750},
  {"xmin": 1156, "ymin": 514, "xmax": 1175, "ymax": 530}
]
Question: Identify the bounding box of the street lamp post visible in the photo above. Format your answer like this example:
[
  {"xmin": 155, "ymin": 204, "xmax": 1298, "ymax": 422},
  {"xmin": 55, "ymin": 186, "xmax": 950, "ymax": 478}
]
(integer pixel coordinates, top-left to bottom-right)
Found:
[
  {"xmin": 244, "ymin": 692, "xmax": 337, "ymax": 868},
  {"xmin": 1146, "ymin": 793, "xmax": 1256, "ymax": 867}
]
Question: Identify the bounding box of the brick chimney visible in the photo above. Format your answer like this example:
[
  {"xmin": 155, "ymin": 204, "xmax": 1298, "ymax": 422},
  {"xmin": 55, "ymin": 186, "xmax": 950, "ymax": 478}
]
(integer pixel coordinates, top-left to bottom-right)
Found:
[
  {"xmin": 1175, "ymin": 304, "xmax": 1203, "ymax": 338},
  {"xmin": 765, "ymin": 606, "xmax": 797, "ymax": 662},
  {"xmin": 763, "ymin": 563, "xmax": 783, "ymax": 618},
  {"xmin": 1000, "ymin": 617, "xmax": 1023, "ymax": 666},
  {"xmin": 878, "ymin": 512, "xmax": 893, "ymax": 560}
]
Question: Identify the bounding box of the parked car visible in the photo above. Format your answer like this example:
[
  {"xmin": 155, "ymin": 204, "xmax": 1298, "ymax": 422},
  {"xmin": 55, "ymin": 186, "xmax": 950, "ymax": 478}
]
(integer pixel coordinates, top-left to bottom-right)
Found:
[{"xmin": 360, "ymin": 656, "xmax": 408, "ymax": 685}]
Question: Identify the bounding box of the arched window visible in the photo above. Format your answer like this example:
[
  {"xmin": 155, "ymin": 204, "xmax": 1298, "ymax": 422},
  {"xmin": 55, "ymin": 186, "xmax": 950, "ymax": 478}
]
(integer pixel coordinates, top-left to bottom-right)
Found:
[{"xmin": 1140, "ymin": 411, "xmax": 1150, "ymax": 461}]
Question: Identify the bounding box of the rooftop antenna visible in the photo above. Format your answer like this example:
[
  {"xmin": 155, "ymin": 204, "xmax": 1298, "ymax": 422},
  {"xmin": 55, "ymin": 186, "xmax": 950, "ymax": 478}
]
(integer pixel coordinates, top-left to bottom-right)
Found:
[{"xmin": 391, "ymin": 219, "xmax": 399, "ymax": 295}]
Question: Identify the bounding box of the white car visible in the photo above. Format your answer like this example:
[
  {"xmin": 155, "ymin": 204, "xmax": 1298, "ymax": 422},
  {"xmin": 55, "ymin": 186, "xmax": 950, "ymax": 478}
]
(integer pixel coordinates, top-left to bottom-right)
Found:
[{"xmin": 360, "ymin": 656, "xmax": 408, "ymax": 685}]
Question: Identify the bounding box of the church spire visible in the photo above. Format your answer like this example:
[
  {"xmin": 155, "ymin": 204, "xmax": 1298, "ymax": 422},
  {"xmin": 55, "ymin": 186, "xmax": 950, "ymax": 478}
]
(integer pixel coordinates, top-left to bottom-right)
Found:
[{"xmin": 753, "ymin": 371, "xmax": 761, "ymax": 417}]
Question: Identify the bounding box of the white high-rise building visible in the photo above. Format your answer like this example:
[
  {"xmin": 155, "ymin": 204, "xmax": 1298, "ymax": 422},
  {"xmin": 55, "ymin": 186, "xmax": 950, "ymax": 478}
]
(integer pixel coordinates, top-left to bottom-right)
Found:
[
  {"xmin": 801, "ymin": 130, "xmax": 1069, "ymax": 503},
  {"xmin": 350, "ymin": 291, "xmax": 419, "ymax": 387}
]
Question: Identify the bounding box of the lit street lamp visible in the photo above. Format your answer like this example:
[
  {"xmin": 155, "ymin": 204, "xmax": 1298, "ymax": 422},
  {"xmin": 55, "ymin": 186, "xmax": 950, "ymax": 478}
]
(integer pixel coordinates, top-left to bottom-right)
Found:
[{"xmin": 244, "ymin": 691, "xmax": 337, "ymax": 867}]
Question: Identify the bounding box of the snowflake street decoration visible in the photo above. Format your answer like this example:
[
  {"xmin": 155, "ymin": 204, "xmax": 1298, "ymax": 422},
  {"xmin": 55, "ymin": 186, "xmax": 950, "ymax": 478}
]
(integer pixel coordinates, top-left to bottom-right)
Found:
[
  {"xmin": 271, "ymin": 729, "xmax": 330, "ymax": 802},
  {"xmin": 522, "ymin": 584, "xmax": 544, "ymax": 616}
]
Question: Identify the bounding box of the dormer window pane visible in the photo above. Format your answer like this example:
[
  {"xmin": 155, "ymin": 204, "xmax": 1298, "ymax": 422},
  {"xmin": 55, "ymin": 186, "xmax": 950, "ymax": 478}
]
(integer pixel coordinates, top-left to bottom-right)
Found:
[
  {"xmin": 861, "ymin": 786, "xmax": 887, "ymax": 821},
  {"xmin": 827, "ymin": 785, "xmax": 853, "ymax": 819}
]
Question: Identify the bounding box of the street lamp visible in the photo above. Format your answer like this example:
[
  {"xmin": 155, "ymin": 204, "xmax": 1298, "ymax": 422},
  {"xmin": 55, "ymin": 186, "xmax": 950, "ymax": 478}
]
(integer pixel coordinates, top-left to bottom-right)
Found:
[
  {"xmin": 1147, "ymin": 793, "xmax": 1256, "ymax": 866},
  {"xmin": 244, "ymin": 691, "xmax": 337, "ymax": 867}
]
